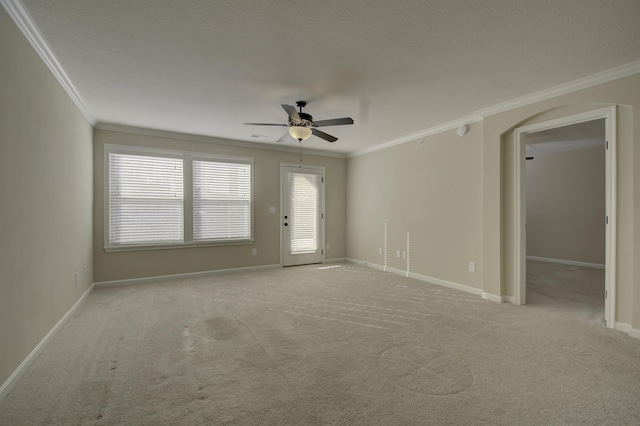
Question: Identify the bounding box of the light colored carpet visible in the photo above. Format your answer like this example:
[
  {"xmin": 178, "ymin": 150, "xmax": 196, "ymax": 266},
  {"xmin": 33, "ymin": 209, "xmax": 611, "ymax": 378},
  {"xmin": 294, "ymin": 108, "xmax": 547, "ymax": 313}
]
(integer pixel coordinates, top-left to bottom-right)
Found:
[{"xmin": 1, "ymin": 261, "xmax": 639, "ymax": 425}]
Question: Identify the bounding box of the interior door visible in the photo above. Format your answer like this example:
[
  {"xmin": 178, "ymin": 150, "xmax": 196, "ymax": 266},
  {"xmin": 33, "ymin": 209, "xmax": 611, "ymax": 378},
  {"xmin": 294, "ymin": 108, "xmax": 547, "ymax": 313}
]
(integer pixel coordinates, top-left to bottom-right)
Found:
[{"xmin": 282, "ymin": 165, "xmax": 324, "ymax": 266}]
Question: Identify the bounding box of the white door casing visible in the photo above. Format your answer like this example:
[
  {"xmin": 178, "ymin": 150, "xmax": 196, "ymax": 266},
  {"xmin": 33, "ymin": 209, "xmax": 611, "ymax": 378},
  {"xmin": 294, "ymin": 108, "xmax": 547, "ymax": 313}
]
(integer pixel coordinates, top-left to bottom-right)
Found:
[
  {"xmin": 513, "ymin": 106, "xmax": 616, "ymax": 328},
  {"xmin": 281, "ymin": 164, "xmax": 325, "ymax": 267}
]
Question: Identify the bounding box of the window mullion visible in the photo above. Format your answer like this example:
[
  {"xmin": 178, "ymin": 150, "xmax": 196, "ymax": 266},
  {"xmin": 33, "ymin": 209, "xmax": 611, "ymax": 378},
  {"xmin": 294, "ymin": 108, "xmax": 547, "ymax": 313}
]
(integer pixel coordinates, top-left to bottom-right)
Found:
[
  {"xmin": 184, "ymin": 156, "xmax": 194, "ymax": 243},
  {"xmin": 104, "ymin": 144, "xmax": 253, "ymax": 250}
]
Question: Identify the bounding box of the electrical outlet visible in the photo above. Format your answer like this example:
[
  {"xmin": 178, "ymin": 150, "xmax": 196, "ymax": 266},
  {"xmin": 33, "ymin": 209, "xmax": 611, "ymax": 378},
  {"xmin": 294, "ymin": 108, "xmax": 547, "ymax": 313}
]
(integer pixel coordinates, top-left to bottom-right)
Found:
[
  {"xmin": 469, "ymin": 262, "xmax": 476, "ymax": 272},
  {"xmin": 252, "ymin": 248, "xmax": 257, "ymax": 256},
  {"xmin": 378, "ymin": 247, "xmax": 383, "ymax": 255}
]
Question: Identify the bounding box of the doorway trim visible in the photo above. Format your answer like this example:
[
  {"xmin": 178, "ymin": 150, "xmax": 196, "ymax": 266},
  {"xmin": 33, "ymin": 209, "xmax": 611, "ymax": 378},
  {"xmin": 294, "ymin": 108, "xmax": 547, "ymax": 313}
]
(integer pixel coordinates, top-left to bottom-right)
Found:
[
  {"xmin": 513, "ymin": 106, "xmax": 617, "ymax": 328},
  {"xmin": 280, "ymin": 163, "xmax": 326, "ymax": 267}
]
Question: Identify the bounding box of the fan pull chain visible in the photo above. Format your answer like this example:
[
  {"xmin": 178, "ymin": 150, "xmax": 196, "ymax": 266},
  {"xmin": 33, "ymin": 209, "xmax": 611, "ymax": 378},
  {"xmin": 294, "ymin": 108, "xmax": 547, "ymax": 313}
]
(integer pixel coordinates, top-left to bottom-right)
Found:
[{"xmin": 298, "ymin": 140, "xmax": 302, "ymax": 167}]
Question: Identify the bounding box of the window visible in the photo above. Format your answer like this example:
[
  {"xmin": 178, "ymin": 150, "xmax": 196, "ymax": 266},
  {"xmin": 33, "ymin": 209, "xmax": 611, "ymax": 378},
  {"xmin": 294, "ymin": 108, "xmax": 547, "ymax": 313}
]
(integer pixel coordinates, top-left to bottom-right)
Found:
[
  {"xmin": 109, "ymin": 153, "xmax": 183, "ymax": 245},
  {"xmin": 193, "ymin": 160, "xmax": 251, "ymax": 241},
  {"xmin": 105, "ymin": 145, "xmax": 253, "ymax": 250}
]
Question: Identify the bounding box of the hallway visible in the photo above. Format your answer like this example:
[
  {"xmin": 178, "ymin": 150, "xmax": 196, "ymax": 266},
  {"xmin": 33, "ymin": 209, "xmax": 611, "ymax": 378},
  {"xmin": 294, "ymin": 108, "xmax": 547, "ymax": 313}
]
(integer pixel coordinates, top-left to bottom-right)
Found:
[{"xmin": 527, "ymin": 260, "xmax": 605, "ymax": 325}]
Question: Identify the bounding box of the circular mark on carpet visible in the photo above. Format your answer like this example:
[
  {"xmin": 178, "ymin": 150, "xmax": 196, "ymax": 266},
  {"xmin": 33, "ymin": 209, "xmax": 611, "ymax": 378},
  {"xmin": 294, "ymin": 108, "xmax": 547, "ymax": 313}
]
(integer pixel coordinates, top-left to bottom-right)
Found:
[{"xmin": 378, "ymin": 345, "xmax": 473, "ymax": 395}]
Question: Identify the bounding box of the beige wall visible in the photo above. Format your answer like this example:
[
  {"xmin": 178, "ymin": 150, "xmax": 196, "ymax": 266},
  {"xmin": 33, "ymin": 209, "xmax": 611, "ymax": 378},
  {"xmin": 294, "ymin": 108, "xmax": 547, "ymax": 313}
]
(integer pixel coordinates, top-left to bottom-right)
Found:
[
  {"xmin": 350, "ymin": 72, "xmax": 639, "ymax": 331},
  {"xmin": 634, "ymin": 105, "xmax": 640, "ymax": 333},
  {"xmin": 3, "ymin": 0, "xmax": 640, "ymax": 398},
  {"xmin": 526, "ymin": 146, "xmax": 606, "ymax": 264},
  {"xmin": 93, "ymin": 129, "xmax": 347, "ymax": 282},
  {"xmin": 347, "ymin": 123, "xmax": 484, "ymax": 289},
  {"xmin": 486, "ymin": 74, "xmax": 639, "ymax": 328},
  {"xmin": 0, "ymin": 8, "xmax": 93, "ymax": 389}
]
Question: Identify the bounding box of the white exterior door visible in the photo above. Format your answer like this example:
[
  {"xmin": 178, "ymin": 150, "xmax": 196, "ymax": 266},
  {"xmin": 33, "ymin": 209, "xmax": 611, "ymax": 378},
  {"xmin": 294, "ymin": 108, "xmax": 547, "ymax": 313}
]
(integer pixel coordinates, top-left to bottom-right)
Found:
[{"xmin": 282, "ymin": 165, "xmax": 324, "ymax": 266}]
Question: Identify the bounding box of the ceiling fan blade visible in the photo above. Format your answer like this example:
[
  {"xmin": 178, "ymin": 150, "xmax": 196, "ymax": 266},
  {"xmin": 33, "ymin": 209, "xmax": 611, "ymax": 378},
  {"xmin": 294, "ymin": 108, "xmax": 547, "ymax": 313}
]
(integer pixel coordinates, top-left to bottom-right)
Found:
[
  {"xmin": 281, "ymin": 104, "xmax": 301, "ymax": 122},
  {"xmin": 243, "ymin": 122, "xmax": 288, "ymax": 126},
  {"xmin": 276, "ymin": 132, "xmax": 291, "ymax": 143},
  {"xmin": 313, "ymin": 117, "xmax": 354, "ymax": 127},
  {"xmin": 311, "ymin": 128, "xmax": 338, "ymax": 142}
]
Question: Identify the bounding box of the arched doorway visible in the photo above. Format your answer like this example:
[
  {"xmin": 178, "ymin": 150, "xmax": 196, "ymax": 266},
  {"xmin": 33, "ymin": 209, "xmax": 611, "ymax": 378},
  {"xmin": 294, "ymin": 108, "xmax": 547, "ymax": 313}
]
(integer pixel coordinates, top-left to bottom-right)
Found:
[{"xmin": 512, "ymin": 106, "xmax": 616, "ymax": 328}]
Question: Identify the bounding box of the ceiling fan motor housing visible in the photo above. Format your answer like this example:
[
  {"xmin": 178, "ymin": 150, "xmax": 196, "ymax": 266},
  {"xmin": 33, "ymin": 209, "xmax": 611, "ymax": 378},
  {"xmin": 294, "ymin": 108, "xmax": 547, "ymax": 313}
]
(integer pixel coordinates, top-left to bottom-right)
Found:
[
  {"xmin": 244, "ymin": 101, "xmax": 353, "ymax": 143},
  {"xmin": 294, "ymin": 112, "xmax": 314, "ymax": 126}
]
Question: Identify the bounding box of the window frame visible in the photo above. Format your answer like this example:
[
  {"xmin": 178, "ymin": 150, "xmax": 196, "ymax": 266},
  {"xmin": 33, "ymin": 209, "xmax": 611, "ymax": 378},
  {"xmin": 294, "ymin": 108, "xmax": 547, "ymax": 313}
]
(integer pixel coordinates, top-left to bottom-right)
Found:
[{"xmin": 104, "ymin": 144, "xmax": 254, "ymax": 252}]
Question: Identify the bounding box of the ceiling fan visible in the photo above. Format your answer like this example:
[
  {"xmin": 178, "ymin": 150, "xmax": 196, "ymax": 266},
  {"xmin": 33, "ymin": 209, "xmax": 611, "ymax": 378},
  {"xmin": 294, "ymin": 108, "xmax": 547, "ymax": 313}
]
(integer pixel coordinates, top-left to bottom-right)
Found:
[{"xmin": 244, "ymin": 101, "xmax": 354, "ymax": 143}]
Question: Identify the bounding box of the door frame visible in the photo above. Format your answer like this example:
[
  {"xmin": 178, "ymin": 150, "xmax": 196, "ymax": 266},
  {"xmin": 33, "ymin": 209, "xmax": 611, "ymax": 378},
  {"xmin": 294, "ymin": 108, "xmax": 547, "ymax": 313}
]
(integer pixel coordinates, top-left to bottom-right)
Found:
[
  {"xmin": 280, "ymin": 163, "xmax": 326, "ymax": 267},
  {"xmin": 513, "ymin": 106, "xmax": 616, "ymax": 328}
]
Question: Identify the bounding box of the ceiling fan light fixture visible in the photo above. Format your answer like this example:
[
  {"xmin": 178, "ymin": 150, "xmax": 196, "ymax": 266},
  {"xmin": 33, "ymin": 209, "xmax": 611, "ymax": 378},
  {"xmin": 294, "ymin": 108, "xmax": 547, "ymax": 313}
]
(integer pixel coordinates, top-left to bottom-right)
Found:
[
  {"xmin": 289, "ymin": 126, "xmax": 312, "ymax": 141},
  {"xmin": 245, "ymin": 102, "xmax": 353, "ymax": 143}
]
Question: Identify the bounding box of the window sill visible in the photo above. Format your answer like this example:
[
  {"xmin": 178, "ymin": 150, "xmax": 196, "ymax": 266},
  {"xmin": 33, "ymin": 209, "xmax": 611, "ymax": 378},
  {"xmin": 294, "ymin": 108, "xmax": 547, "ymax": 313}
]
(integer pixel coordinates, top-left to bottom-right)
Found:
[{"xmin": 104, "ymin": 239, "xmax": 254, "ymax": 253}]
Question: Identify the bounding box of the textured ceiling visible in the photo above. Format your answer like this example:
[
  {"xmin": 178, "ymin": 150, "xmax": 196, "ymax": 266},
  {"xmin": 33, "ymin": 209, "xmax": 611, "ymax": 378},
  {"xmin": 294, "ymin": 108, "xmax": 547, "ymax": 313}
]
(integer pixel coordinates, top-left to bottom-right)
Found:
[{"xmin": 17, "ymin": 0, "xmax": 640, "ymax": 154}]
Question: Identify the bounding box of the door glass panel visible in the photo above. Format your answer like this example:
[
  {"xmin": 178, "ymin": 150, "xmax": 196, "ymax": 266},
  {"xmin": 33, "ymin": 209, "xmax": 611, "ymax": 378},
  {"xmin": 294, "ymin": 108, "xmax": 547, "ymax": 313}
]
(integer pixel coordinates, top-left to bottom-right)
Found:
[{"xmin": 290, "ymin": 172, "xmax": 319, "ymax": 254}]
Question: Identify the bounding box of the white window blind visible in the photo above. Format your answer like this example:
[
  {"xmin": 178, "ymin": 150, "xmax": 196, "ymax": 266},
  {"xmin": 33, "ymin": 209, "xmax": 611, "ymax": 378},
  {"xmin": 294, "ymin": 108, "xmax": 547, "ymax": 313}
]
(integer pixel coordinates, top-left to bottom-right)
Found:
[
  {"xmin": 193, "ymin": 160, "xmax": 251, "ymax": 241},
  {"xmin": 290, "ymin": 172, "xmax": 319, "ymax": 254},
  {"xmin": 109, "ymin": 153, "xmax": 183, "ymax": 245}
]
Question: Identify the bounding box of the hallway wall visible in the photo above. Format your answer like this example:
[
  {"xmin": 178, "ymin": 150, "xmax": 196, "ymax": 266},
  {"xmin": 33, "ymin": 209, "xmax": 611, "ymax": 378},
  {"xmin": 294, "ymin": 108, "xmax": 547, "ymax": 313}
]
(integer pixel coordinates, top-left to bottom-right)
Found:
[{"xmin": 526, "ymin": 145, "xmax": 605, "ymax": 265}]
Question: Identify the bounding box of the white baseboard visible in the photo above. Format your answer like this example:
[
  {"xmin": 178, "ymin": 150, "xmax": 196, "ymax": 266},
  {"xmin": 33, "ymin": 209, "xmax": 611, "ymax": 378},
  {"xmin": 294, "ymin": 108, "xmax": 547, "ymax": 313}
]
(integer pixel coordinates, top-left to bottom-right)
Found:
[
  {"xmin": 94, "ymin": 264, "xmax": 281, "ymax": 288},
  {"xmin": 324, "ymin": 257, "xmax": 347, "ymax": 264},
  {"xmin": 0, "ymin": 284, "xmax": 94, "ymax": 403},
  {"xmin": 615, "ymin": 322, "xmax": 640, "ymax": 340},
  {"xmin": 346, "ymin": 258, "xmax": 414, "ymax": 278},
  {"xmin": 526, "ymin": 256, "xmax": 605, "ymax": 269},
  {"xmin": 346, "ymin": 258, "xmax": 381, "ymax": 270},
  {"xmin": 502, "ymin": 295, "xmax": 517, "ymax": 304},
  {"xmin": 616, "ymin": 322, "xmax": 631, "ymax": 333},
  {"xmin": 345, "ymin": 258, "xmax": 497, "ymax": 301},
  {"xmin": 408, "ymin": 271, "xmax": 484, "ymax": 298},
  {"xmin": 481, "ymin": 292, "xmax": 504, "ymax": 303}
]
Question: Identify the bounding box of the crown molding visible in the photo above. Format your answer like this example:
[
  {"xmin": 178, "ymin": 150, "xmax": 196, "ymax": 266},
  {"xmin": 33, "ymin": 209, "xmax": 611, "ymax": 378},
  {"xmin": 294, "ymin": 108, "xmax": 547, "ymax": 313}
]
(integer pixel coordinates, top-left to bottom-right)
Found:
[
  {"xmin": 476, "ymin": 60, "xmax": 640, "ymax": 118},
  {"xmin": 1, "ymin": 0, "xmax": 96, "ymax": 125},
  {"xmin": 349, "ymin": 115, "xmax": 483, "ymax": 158},
  {"xmin": 5, "ymin": 0, "xmax": 638, "ymax": 158},
  {"xmin": 350, "ymin": 61, "xmax": 640, "ymax": 158},
  {"xmin": 95, "ymin": 122, "xmax": 347, "ymax": 159}
]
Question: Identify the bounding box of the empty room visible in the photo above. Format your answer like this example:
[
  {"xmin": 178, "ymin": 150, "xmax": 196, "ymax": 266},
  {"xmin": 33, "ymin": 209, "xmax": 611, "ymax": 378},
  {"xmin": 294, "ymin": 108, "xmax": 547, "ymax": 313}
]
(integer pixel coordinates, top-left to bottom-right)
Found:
[{"xmin": 1, "ymin": 1, "xmax": 640, "ymax": 424}]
